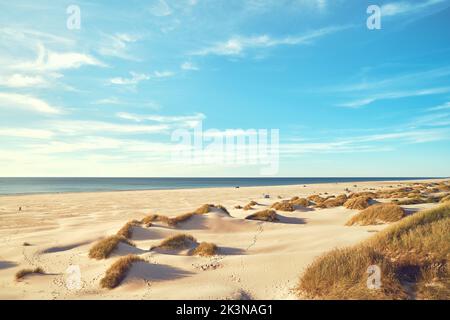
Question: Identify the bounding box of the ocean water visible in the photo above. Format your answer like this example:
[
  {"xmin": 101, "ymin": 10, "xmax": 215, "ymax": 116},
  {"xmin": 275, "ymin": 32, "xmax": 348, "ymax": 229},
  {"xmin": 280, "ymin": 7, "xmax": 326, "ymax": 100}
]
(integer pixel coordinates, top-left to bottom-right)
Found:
[{"xmin": 0, "ymin": 177, "xmax": 438, "ymax": 195}]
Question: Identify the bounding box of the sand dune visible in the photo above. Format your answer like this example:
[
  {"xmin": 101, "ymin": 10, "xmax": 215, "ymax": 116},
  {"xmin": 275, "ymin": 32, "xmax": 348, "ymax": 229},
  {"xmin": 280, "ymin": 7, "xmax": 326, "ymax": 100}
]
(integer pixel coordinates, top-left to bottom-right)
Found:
[{"xmin": 0, "ymin": 179, "xmax": 446, "ymax": 299}]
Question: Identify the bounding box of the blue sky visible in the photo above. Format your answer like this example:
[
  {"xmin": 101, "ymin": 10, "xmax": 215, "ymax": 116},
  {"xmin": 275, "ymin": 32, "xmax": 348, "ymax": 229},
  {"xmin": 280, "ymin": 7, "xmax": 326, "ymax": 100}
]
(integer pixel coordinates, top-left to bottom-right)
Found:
[{"xmin": 0, "ymin": 0, "xmax": 450, "ymax": 177}]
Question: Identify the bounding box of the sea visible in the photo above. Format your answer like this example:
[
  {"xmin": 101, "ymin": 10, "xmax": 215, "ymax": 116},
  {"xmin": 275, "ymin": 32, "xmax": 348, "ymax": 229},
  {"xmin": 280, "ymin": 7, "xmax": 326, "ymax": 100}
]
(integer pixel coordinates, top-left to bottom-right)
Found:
[{"xmin": 0, "ymin": 177, "xmax": 440, "ymax": 195}]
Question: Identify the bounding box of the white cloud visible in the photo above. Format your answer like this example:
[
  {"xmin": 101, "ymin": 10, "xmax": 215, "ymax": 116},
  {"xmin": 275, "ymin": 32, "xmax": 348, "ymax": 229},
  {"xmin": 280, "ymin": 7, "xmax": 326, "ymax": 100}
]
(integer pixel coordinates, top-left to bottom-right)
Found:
[
  {"xmin": 110, "ymin": 72, "xmax": 150, "ymax": 85},
  {"xmin": 0, "ymin": 92, "xmax": 61, "ymax": 114},
  {"xmin": 339, "ymin": 98, "xmax": 376, "ymax": 108},
  {"xmin": 192, "ymin": 26, "xmax": 350, "ymax": 56},
  {"xmin": 0, "ymin": 128, "xmax": 54, "ymax": 139},
  {"xmin": 153, "ymin": 70, "xmax": 175, "ymax": 78},
  {"xmin": 93, "ymin": 97, "xmax": 161, "ymax": 110},
  {"xmin": 181, "ymin": 61, "xmax": 199, "ymax": 71},
  {"xmin": 0, "ymin": 74, "xmax": 47, "ymax": 88},
  {"xmin": 0, "ymin": 27, "xmax": 75, "ymax": 46},
  {"xmin": 93, "ymin": 97, "xmax": 122, "ymax": 105},
  {"xmin": 110, "ymin": 70, "xmax": 174, "ymax": 85},
  {"xmin": 381, "ymin": 0, "xmax": 445, "ymax": 17},
  {"xmin": 13, "ymin": 44, "xmax": 105, "ymax": 72}
]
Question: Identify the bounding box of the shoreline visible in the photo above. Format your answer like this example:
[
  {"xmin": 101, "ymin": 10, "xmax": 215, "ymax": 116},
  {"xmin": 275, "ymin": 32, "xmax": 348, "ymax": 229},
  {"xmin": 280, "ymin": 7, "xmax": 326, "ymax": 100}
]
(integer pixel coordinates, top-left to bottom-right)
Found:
[{"xmin": 0, "ymin": 177, "xmax": 445, "ymax": 197}]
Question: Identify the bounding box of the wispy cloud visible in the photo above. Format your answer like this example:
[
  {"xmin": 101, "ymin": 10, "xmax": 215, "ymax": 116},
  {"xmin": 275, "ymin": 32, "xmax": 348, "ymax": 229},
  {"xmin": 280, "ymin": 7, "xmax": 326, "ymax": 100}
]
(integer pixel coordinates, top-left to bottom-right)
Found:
[
  {"xmin": 0, "ymin": 74, "xmax": 47, "ymax": 88},
  {"xmin": 326, "ymin": 66, "xmax": 450, "ymax": 93},
  {"xmin": 410, "ymin": 112, "xmax": 450, "ymax": 127},
  {"xmin": 0, "ymin": 128, "xmax": 54, "ymax": 139},
  {"xmin": 192, "ymin": 26, "xmax": 350, "ymax": 56},
  {"xmin": 243, "ymin": 0, "xmax": 329, "ymax": 14},
  {"xmin": 12, "ymin": 44, "xmax": 105, "ymax": 72},
  {"xmin": 110, "ymin": 70, "xmax": 174, "ymax": 85},
  {"xmin": 282, "ymin": 128, "xmax": 449, "ymax": 154},
  {"xmin": 381, "ymin": 0, "xmax": 446, "ymax": 17},
  {"xmin": 110, "ymin": 72, "xmax": 150, "ymax": 85},
  {"xmin": 428, "ymin": 101, "xmax": 450, "ymax": 111},
  {"xmin": 153, "ymin": 70, "xmax": 175, "ymax": 78},
  {"xmin": 117, "ymin": 112, "xmax": 205, "ymax": 127},
  {"xmin": 0, "ymin": 27, "xmax": 75, "ymax": 46},
  {"xmin": 93, "ymin": 97, "xmax": 161, "ymax": 110},
  {"xmin": 50, "ymin": 120, "xmax": 169, "ymax": 135},
  {"xmin": 148, "ymin": 0, "xmax": 173, "ymax": 17},
  {"xmin": 92, "ymin": 97, "xmax": 123, "ymax": 105},
  {"xmin": 0, "ymin": 92, "xmax": 61, "ymax": 114},
  {"xmin": 339, "ymin": 87, "xmax": 450, "ymax": 108},
  {"xmin": 181, "ymin": 61, "xmax": 199, "ymax": 71},
  {"xmin": 98, "ymin": 33, "xmax": 141, "ymax": 61}
]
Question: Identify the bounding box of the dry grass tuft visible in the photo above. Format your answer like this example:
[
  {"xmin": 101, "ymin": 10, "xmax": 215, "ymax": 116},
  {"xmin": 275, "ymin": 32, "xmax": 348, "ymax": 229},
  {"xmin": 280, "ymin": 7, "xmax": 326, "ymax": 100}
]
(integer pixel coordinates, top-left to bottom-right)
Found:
[
  {"xmin": 141, "ymin": 214, "xmax": 174, "ymax": 227},
  {"xmin": 344, "ymin": 196, "xmax": 372, "ymax": 210},
  {"xmin": 393, "ymin": 197, "xmax": 426, "ymax": 205},
  {"xmin": 170, "ymin": 212, "xmax": 195, "ymax": 224},
  {"xmin": 191, "ymin": 242, "xmax": 218, "ymax": 257},
  {"xmin": 193, "ymin": 204, "xmax": 230, "ymax": 215},
  {"xmin": 245, "ymin": 209, "xmax": 279, "ymax": 222},
  {"xmin": 194, "ymin": 204, "xmax": 212, "ymax": 214},
  {"xmin": 88, "ymin": 235, "xmax": 135, "ymax": 260},
  {"xmin": 117, "ymin": 220, "xmax": 140, "ymax": 239},
  {"xmin": 394, "ymin": 195, "xmax": 444, "ymax": 205},
  {"xmin": 346, "ymin": 203, "xmax": 406, "ymax": 226},
  {"xmin": 349, "ymin": 192, "xmax": 378, "ymax": 199},
  {"xmin": 290, "ymin": 198, "xmax": 310, "ymax": 207},
  {"xmin": 271, "ymin": 201, "xmax": 295, "ymax": 212},
  {"xmin": 243, "ymin": 201, "xmax": 259, "ymax": 210},
  {"xmin": 142, "ymin": 204, "xmax": 230, "ymax": 228},
  {"xmin": 316, "ymin": 194, "xmax": 348, "ymax": 208},
  {"xmin": 100, "ymin": 255, "xmax": 143, "ymax": 289},
  {"xmin": 437, "ymin": 184, "xmax": 450, "ymax": 192},
  {"xmin": 15, "ymin": 267, "xmax": 45, "ymax": 280},
  {"xmin": 152, "ymin": 234, "xmax": 197, "ymax": 251},
  {"xmin": 440, "ymin": 195, "xmax": 450, "ymax": 203},
  {"xmin": 376, "ymin": 187, "xmax": 415, "ymax": 199},
  {"xmin": 297, "ymin": 203, "xmax": 450, "ymax": 300},
  {"xmin": 307, "ymin": 195, "xmax": 326, "ymax": 204}
]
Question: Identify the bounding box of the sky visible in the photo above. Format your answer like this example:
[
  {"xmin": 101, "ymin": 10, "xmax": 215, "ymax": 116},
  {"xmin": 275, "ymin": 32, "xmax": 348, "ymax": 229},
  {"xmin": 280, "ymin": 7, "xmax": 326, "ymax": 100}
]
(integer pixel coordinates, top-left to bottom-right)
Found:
[{"xmin": 0, "ymin": 0, "xmax": 450, "ymax": 177}]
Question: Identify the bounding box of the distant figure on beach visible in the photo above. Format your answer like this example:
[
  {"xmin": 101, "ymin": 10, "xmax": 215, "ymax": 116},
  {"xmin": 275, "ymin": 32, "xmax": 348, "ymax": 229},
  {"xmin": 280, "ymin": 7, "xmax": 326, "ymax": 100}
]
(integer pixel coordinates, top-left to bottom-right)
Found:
[
  {"xmin": 18, "ymin": 206, "xmax": 22, "ymax": 212},
  {"xmin": 235, "ymin": 186, "xmax": 240, "ymax": 189}
]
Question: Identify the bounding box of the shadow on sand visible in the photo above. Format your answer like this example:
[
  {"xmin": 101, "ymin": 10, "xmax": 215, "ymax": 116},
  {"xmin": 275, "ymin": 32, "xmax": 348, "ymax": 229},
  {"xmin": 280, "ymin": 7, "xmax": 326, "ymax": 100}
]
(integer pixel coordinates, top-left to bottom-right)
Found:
[
  {"xmin": 125, "ymin": 262, "xmax": 193, "ymax": 283},
  {"xmin": 41, "ymin": 240, "xmax": 91, "ymax": 254},
  {"xmin": 276, "ymin": 215, "xmax": 306, "ymax": 225},
  {"xmin": 0, "ymin": 261, "xmax": 17, "ymax": 270},
  {"xmin": 218, "ymin": 246, "xmax": 246, "ymax": 255}
]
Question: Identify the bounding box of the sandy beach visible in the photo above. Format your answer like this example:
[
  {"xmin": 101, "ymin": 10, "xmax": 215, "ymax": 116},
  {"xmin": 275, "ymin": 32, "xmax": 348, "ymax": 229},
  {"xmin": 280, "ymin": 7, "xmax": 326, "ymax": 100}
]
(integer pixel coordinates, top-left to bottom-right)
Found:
[{"xmin": 0, "ymin": 178, "xmax": 446, "ymax": 300}]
